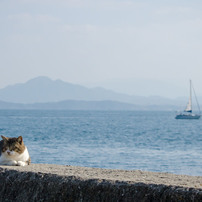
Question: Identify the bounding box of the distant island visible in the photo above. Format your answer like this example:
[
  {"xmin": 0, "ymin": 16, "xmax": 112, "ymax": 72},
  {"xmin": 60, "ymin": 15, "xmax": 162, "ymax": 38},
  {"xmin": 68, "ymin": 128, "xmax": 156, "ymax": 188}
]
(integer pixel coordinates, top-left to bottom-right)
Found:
[
  {"xmin": 0, "ymin": 76, "xmax": 192, "ymax": 110},
  {"xmin": 0, "ymin": 100, "xmax": 138, "ymax": 110}
]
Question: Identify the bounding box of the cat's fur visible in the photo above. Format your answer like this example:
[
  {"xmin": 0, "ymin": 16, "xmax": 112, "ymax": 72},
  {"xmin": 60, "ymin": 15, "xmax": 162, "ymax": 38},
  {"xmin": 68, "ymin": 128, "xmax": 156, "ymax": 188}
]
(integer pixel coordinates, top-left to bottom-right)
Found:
[{"xmin": 0, "ymin": 136, "xmax": 31, "ymax": 166}]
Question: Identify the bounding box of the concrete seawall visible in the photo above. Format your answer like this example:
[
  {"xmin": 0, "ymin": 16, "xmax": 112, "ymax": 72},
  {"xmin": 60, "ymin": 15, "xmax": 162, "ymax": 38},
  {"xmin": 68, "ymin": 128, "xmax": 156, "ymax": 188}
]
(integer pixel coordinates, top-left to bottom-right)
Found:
[{"xmin": 0, "ymin": 164, "xmax": 201, "ymax": 202}]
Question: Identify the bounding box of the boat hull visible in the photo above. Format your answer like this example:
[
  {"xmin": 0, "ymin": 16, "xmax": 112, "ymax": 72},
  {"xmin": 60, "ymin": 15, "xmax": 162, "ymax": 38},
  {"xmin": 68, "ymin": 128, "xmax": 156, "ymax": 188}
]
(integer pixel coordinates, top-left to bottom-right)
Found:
[{"xmin": 175, "ymin": 114, "xmax": 201, "ymax": 119}]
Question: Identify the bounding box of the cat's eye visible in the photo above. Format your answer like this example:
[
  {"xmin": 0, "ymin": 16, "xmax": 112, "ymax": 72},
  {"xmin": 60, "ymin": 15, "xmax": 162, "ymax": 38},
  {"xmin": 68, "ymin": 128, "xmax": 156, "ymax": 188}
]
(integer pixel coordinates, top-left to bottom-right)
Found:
[
  {"xmin": 2, "ymin": 147, "xmax": 8, "ymax": 152},
  {"xmin": 14, "ymin": 147, "xmax": 20, "ymax": 151}
]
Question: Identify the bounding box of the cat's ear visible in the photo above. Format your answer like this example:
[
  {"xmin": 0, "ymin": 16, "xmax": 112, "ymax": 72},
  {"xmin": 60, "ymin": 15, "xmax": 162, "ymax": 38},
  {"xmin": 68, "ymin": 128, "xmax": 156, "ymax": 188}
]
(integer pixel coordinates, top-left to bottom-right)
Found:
[
  {"xmin": 1, "ymin": 135, "xmax": 8, "ymax": 141},
  {"xmin": 17, "ymin": 136, "xmax": 23, "ymax": 144}
]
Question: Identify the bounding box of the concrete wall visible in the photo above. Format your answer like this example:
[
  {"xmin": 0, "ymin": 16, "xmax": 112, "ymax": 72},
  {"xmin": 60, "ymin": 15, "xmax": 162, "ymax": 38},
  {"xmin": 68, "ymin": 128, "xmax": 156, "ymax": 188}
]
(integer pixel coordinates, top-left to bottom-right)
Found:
[{"xmin": 0, "ymin": 165, "xmax": 201, "ymax": 202}]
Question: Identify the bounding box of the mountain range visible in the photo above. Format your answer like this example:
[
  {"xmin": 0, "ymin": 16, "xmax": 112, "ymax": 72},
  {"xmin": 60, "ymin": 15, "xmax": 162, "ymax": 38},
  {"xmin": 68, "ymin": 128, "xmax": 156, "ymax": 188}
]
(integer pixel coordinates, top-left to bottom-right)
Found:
[{"xmin": 0, "ymin": 76, "xmax": 191, "ymax": 110}]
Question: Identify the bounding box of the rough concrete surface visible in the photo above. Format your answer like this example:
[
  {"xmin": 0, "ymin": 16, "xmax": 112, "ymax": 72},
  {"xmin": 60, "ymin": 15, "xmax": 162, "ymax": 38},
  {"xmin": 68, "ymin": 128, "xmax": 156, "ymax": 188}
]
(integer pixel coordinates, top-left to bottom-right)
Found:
[{"xmin": 0, "ymin": 164, "xmax": 201, "ymax": 202}]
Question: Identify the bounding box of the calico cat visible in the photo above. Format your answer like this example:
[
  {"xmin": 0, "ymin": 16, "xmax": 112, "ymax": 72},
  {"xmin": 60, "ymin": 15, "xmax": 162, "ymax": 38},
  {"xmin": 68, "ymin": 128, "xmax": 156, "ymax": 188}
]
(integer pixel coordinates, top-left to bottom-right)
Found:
[{"xmin": 0, "ymin": 136, "xmax": 31, "ymax": 166}]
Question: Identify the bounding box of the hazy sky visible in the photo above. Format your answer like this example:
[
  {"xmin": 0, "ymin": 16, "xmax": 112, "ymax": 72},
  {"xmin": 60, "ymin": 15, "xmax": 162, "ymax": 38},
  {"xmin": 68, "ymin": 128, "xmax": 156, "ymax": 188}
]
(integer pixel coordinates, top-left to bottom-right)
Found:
[{"xmin": 1, "ymin": 0, "xmax": 202, "ymax": 97}]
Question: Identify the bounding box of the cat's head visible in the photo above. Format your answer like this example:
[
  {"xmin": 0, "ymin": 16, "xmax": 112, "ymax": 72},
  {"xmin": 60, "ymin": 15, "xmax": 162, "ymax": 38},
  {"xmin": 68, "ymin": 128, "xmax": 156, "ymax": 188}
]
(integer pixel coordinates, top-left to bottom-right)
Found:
[{"xmin": 1, "ymin": 136, "xmax": 25, "ymax": 157}]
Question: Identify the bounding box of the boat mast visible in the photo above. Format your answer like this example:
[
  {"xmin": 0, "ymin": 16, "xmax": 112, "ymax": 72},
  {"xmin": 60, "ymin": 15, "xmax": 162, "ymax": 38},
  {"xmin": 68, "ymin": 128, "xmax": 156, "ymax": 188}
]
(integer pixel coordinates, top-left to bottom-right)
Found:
[
  {"xmin": 185, "ymin": 80, "xmax": 192, "ymax": 113},
  {"xmin": 190, "ymin": 79, "xmax": 192, "ymax": 112}
]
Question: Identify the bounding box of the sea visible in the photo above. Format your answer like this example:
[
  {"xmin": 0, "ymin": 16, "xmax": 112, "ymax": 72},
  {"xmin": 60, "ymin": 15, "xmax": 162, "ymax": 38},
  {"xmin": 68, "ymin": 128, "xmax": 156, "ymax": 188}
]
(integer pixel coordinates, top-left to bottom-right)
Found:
[{"xmin": 0, "ymin": 110, "xmax": 201, "ymax": 176}]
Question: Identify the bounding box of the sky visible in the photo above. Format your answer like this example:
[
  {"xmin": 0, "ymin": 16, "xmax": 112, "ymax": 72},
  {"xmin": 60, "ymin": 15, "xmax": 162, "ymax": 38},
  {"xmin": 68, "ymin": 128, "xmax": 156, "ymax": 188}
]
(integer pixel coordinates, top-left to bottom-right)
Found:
[{"xmin": 1, "ymin": 0, "xmax": 202, "ymax": 98}]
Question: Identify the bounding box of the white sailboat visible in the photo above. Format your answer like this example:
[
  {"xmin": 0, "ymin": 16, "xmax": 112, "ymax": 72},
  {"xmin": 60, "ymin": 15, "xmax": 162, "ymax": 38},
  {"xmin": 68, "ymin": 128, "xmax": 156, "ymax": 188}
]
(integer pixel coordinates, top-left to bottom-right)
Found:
[{"xmin": 175, "ymin": 80, "xmax": 201, "ymax": 119}]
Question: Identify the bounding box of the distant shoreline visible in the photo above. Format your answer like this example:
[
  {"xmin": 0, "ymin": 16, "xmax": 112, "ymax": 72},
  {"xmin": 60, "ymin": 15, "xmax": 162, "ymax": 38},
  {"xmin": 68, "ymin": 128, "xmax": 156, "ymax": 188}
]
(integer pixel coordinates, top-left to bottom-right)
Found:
[{"xmin": 0, "ymin": 99, "xmax": 180, "ymax": 111}]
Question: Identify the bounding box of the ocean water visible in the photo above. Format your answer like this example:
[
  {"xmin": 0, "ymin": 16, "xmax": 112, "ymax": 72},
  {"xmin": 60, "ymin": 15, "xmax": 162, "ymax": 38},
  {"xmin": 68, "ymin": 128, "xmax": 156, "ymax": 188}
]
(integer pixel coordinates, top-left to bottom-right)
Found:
[{"xmin": 0, "ymin": 110, "xmax": 201, "ymax": 176}]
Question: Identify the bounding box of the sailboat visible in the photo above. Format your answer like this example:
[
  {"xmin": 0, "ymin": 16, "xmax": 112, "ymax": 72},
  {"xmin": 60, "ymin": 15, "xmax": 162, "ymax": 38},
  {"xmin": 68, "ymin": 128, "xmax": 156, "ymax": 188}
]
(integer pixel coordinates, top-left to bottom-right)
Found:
[{"xmin": 175, "ymin": 80, "xmax": 201, "ymax": 119}]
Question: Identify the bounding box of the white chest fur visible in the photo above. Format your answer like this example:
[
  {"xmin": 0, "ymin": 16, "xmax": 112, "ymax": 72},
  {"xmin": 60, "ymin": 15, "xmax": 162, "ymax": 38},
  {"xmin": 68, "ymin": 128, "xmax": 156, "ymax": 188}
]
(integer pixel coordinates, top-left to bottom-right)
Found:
[{"xmin": 0, "ymin": 147, "xmax": 30, "ymax": 166}]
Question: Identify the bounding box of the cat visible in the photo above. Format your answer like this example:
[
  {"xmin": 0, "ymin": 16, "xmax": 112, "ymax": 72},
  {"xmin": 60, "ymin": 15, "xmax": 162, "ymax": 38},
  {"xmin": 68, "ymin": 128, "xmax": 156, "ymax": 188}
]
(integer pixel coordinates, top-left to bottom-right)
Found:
[{"xmin": 0, "ymin": 135, "xmax": 31, "ymax": 166}]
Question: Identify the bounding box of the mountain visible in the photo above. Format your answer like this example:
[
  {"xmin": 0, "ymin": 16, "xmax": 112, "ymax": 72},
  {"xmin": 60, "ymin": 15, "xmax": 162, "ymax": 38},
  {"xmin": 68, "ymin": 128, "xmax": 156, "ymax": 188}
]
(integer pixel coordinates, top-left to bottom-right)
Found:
[
  {"xmin": 0, "ymin": 76, "xmax": 186, "ymax": 108},
  {"xmin": 0, "ymin": 76, "xmax": 131, "ymax": 104}
]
